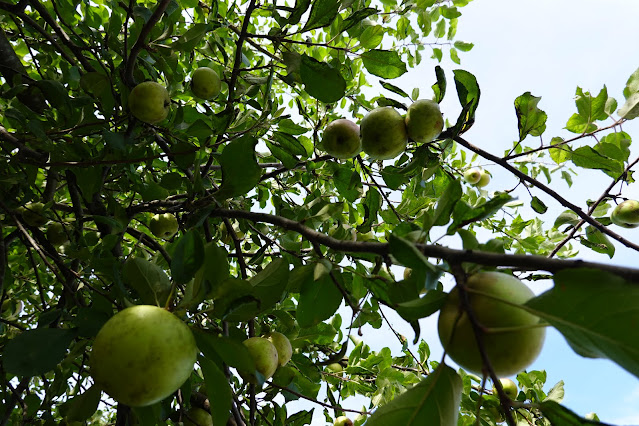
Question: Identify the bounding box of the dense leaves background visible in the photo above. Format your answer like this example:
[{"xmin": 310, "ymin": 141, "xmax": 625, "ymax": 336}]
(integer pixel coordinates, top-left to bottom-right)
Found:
[{"xmin": 1, "ymin": 0, "xmax": 639, "ymax": 425}]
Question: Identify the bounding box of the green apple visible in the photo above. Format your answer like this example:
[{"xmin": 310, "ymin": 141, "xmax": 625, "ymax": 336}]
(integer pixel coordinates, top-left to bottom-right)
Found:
[
  {"xmin": 90, "ymin": 305, "xmax": 197, "ymax": 407},
  {"xmin": 325, "ymin": 362, "xmax": 344, "ymax": 374},
  {"xmin": 405, "ymin": 99, "xmax": 444, "ymax": 143},
  {"xmin": 184, "ymin": 407, "xmax": 213, "ymax": 426},
  {"xmin": 149, "ymin": 213, "xmax": 179, "ymax": 239},
  {"xmin": 464, "ymin": 168, "xmax": 482, "ymax": 185},
  {"xmin": 493, "ymin": 378, "xmax": 518, "ymax": 399},
  {"xmin": 20, "ymin": 202, "xmax": 47, "ymax": 227},
  {"xmin": 46, "ymin": 221, "xmax": 70, "ymax": 246},
  {"xmin": 191, "ymin": 67, "xmax": 221, "ymax": 100},
  {"xmin": 610, "ymin": 199, "xmax": 639, "ymax": 228},
  {"xmin": 437, "ymin": 271, "xmax": 546, "ymax": 376},
  {"xmin": 128, "ymin": 81, "xmax": 171, "ymax": 124},
  {"xmin": 266, "ymin": 331, "xmax": 293, "ymax": 366},
  {"xmin": 243, "ymin": 336, "xmax": 279, "ymax": 382},
  {"xmin": 321, "ymin": 119, "xmax": 361, "ymax": 159},
  {"xmin": 360, "ymin": 107, "xmax": 408, "ymax": 160},
  {"xmin": 403, "ymin": 268, "xmax": 412, "ymax": 280},
  {"xmin": 334, "ymin": 416, "xmax": 353, "ymax": 426},
  {"xmin": 475, "ymin": 169, "xmax": 491, "ymax": 188}
]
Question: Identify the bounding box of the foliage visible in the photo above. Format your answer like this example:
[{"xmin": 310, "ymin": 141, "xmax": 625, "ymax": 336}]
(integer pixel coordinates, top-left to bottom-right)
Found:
[{"xmin": 0, "ymin": 0, "xmax": 639, "ymax": 425}]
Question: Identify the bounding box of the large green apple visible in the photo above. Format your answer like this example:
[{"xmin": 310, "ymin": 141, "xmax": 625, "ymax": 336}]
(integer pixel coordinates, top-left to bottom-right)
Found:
[
  {"xmin": 184, "ymin": 407, "xmax": 213, "ymax": 426},
  {"xmin": 463, "ymin": 168, "xmax": 482, "ymax": 185},
  {"xmin": 243, "ymin": 336, "xmax": 279, "ymax": 382},
  {"xmin": 128, "ymin": 81, "xmax": 171, "ymax": 124},
  {"xmin": 334, "ymin": 416, "xmax": 353, "ymax": 426},
  {"xmin": 266, "ymin": 331, "xmax": 293, "ymax": 366},
  {"xmin": 610, "ymin": 199, "xmax": 639, "ymax": 228},
  {"xmin": 321, "ymin": 119, "xmax": 361, "ymax": 159},
  {"xmin": 475, "ymin": 169, "xmax": 491, "ymax": 188},
  {"xmin": 405, "ymin": 99, "xmax": 444, "ymax": 143},
  {"xmin": 191, "ymin": 67, "xmax": 222, "ymax": 100},
  {"xmin": 149, "ymin": 213, "xmax": 179, "ymax": 239},
  {"xmin": 20, "ymin": 202, "xmax": 47, "ymax": 227},
  {"xmin": 360, "ymin": 107, "xmax": 408, "ymax": 160},
  {"xmin": 438, "ymin": 271, "xmax": 546, "ymax": 376},
  {"xmin": 493, "ymin": 378, "xmax": 518, "ymax": 399},
  {"xmin": 90, "ymin": 305, "xmax": 197, "ymax": 407}
]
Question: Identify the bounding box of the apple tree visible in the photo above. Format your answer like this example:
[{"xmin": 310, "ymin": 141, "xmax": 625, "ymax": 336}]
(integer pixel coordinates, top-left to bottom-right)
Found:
[{"xmin": 0, "ymin": 0, "xmax": 638, "ymax": 425}]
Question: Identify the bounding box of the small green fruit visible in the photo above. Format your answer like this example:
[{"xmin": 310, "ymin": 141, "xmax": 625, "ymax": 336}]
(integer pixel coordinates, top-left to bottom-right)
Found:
[
  {"xmin": 90, "ymin": 305, "xmax": 197, "ymax": 407},
  {"xmin": 266, "ymin": 331, "xmax": 293, "ymax": 366},
  {"xmin": 475, "ymin": 169, "xmax": 491, "ymax": 188},
  {"xmin": 243, "ymin": 337, "xmax": 279, "ymax": 382},
  {"xmin": 46, "ymin": 221, "xmax": 70, "ymax": 246},
  {"xmin": 149, "ymin": 213, "xmax": 179, "ymax": 239},
  {"xmin": 494, "ymin": 378, "xmax": 518, "ymax": 399},
  {"xmin": 184, "ymin": 407, "xmax": 213, "ymax": 426},
  {"xmin": 438, "ymin": 271, "xmax": 546, "ymax": 376},
  {"xmin": 610, "ymin": 199, "xmax": 639, "ymax": 228},
  {"xmin": 464, "ymin": 168, "xmax": 482, "ymax": 185},
  {"xmin": 334, "ymin": 416, "xmax": 353, "ymax": 426},
  {"xmin": 325, "ymin": 363, "xmax": 344, "ymax": 374},
  {"xmin": 20, "ymin": 202, "xmax": 47, "ymax": 227},
  {"xmin": 405, "ymin": 99, "xmax": 444, "ymax": 143},
  {"xmin": 360, "ymin": 107, "xmax": 408, "ymax": 160},
  {"xmin": 191, "ymin": 67, "xmax": 222, "ymax": 100},
  {"xmin": 321, "ymin": 119, "xmax": 361, "ymax": 159},
  {"xmin": 128, "ymin": 81, "xmax": 171, "ymax": 124}
]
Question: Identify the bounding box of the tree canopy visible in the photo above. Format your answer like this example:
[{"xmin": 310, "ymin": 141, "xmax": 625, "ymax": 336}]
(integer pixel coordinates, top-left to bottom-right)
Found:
[{"xmin": 1, "ymin": 0, "xmax": 639, "ymax": 425}]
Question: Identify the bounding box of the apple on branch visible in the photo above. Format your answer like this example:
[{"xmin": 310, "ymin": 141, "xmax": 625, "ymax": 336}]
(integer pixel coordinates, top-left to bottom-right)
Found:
[
  {"xmin": 610, "ymin": 199, "xmax": 639, "ymax": 228},
  {"xmin": 183, "ymin": 407, "xmax": 213, "ymax": 426},
  {"xmin": 334, "ymin": 415, "xmax": 353, "ymax": 426},
  {"xmin": 321, "ymin": 119, "xmax": 361, "ymax": 159},
  {"xmin": 128, "ymin": 81, "xmax": 171, "ymax": 124},
  {"xmin": 266, "ymin": 331, "xmax": 293, "ymax": 367},
  {"xmin": 89, "ymin": 305, "xmax": 197, "ymax": 407},
  {"xmin": 405, "ymin": 99, "xmax": 444, "ymax": 143},
  {"xmin": 438, "ymin": 271, "xmax": 546, "ymax": 376},
  {"xmin": 360, "ymin": 107, "xmax": 408, "ymax": 160},
  {"xmin": 242, "ymin": 336, "xmax": 279, "ymax": 383},
  {"xmin": 493, "ymin": 377, "xmax": 518, "ymax": 399},
  {"xmin": 191, "ymin": 67, "xmax": 222, "ymax": 100},
  {"xmin": 149, "ymin": 213, "xmax": 179, "ymax": 239}
]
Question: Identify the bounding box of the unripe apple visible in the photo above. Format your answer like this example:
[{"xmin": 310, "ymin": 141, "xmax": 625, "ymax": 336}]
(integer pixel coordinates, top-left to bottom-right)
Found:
[
  {"xmin": 20, "ymin": 202, "xmax": 47, "ymax": 227},
  {"xmin": 438, "ymin": 271, "xmax": 546, "ymax": 376},
  {"xmin": 266, "ymin": 331, "xmax": 293, "ymax": 366},
  {"xmin": 360, "ymin": 107, "xmax": 408, "ymax": 160},
  {"xmin": 325, "ymin": 362, "xmax": 344, "ymax": 373},
  {"xmin": 191, "ymin": 67, "xmax": 222, "ymax": 100},
  {"xmin": 493, "ymin": 378, "xmax": 518, "ymax": 399},
  {"xmin": 405, "ymin": 99, "xmax": 444, "ymax": 143},
  {"xmin": 90, "ymin": 305, "xmax": 198, "ymax": 407},
  {"xmin": 334, "ymin": 415, "xmax": 353, "ymax": 426},
  {"xmin": 475, "ymin": 169, "xmax": 491, "ymax": 188},
  {"xmin": 243, "ymin": 337, "xmax": 279, "ymax": 382},
  {"xmin": 610, "ymin": 199, "xmax": 639, "ymax": 228},
  {"xmin": 149, "ymin": 213, "xmax": 179, "ymax": 239},
  {"xmin": 46, "ymin": 221, "xmax": 70, "ymax": 246},
  {"xmin": 464, "ymin": 168, "xmax": 482, "ymax": 185},
  {"xmin": 128, "ymin": 81, "xmax": 171, "ymax": 124},
  {"xmin": 403, "ymin": 268, "xmax": 412, "ymax": 280},
  {"xmin": 184, "ymin": 407, "xmax": 213, "ymax": 426},
  {"xmin": 321, "ymin": 119, "xmax": 361, "ymax": 159}
]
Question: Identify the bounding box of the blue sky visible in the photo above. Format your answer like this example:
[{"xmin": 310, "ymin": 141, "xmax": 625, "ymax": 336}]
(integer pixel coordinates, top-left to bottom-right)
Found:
[{"xmin": 283, "ymin": 1, "xmax": 639, "ymax": 424}]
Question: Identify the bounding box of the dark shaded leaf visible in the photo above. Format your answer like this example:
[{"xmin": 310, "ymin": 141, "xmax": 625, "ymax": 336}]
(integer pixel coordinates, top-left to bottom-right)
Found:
[
  {"xmin": 300, "ymin": 55, "xmax": 346, "ymax": 103},
  {"xmin": 171, "ymin": 230, "xmax": 205, "ymax": 284},
  {"xmin": 514, "ymin": 92, "xmax": 547, "ymax": 141},
  {"xmin": 199, "ymin": 356, "xmax": 232, "ymax": 426},
  {"xmin": 4, "ymin": 328, "xmax": 77, "ymax": 376},
  {"xmin": 215, "ymin": 136, "xmax": 262, "ymax": 199}
]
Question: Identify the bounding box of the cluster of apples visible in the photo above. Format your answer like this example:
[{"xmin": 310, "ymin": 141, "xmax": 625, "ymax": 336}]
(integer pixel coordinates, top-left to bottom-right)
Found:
[
  {"xmin": 463, "ymin": 167, "xmax": 491, "ymax": 188},
  {"xmin": 241, "ymin": 331, "xmax": 293, "ymax": 383},
  {"xmin": 321, "ymin": 99, "xmax": 444, "ymax": 160},
  {"xmin": 128, "ymin": 66, "xmax": 221, "ymax": 124}
]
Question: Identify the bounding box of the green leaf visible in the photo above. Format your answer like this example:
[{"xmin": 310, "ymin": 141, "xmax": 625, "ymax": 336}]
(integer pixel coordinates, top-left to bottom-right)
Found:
[
  {"xmin": 364, "ymin": 364, "xmax": 462, "ymax": 425},
  {"xmin": 514, "ymin": 92, "xmax": 547, "ymax": 141},
  {"xmin": 549, "ymin": 137, "xmax": 571, "ymax": 164},
  {"xmin": 339, "ymin": 7, "xmax": 379, "ymax": 33},
  {"xmin": 531, "ymin": 196, "xmax": 548, "ymax": 214},
  {"xmin": 193, "ymin": 242, "xmax": 230, "ymax": 298},
  {"xmin": 575, "ymin": 86, "xmax": 609, "ymax": 121},
  {"xmin": 199, "ymin": 356, "xmax": 232, "ymax": 426},
  {"xmin": 296, "ymin": 264, "xmax": 342, "ymax": 328},
  {"xmin": 618, "ymin": 92, "xmax": 639, "ymax": 120},
  {"xmin": 172, "ymin": 23, "xmax": 211, "ymax": 51},
  {"xmin": 565, "ymin": 113, "xmax": 598, "ymax": 134},
  {"xmin": 300, "ymin": 55, "xmax": 346, "ymax": 103},
  {"xmin": 4, "ymin": 328, "xmax": 77, "ymax": 376},
  {"xmin": 453, "ymin": 40, "xmax": 474, "ymax": 52},
  {"xmin": 358, "ymin": 187, "xmax": 382, "ymax": 234},
  {"xmin": 537, "ymin": 400, "xmax": 605, "ymax": 426},
  {"xmin": 582, "ymin": 226, "xmax": 614, "ymax": 258},
  {"xmin": 215, "ymin": 136, "xmax": 262, "ymax": 199},
  {"xmin": 301, "ymin": 0, "xmax": 339, "ymax": 31},
  {"xmin": 431, "ymin": 179, "xmax": 462, "ymax": 227},
  {"xmin": 122, "ymin": 257, "xmax": 172, "ymax": 306},
  {"xmin": 450, "ymin": 69, "xmax": 480, "ymax": 136},
  {"xmin": 287, "ymin": 0, "xmax": 311, "ymax": 26},
  {"xmin": 62, "ymin": 385, "xmax": 101, "ymax": 422},
  {"xmin": 210, "ymin": 278, "xmax": 259, "ymax": 322},
  {"xmin": 250, "ymin": 258, "xmax": 290, "ymax": 312},
  {"xmin": 360, "ymin": 50, "xmax": 408, "ymax": 79},
  {"xmin": 553, "ymin": 210, "xmax": 580, "ymax": 229},
  {"xmin": 359, "ymin": 25, "xmax": 384, "ymax": 49},
  {"xmin": 388, "ymin": 235, "xmax": 442, "ymax": 291},
  {"xmin": 333, "ymin": 164, "xmax": 362, "ymax": 203},
  {"xmin": 526, "ymin": 268, "xmax": 639, "ymax": 378},
  {"xmin": 622, "ymin": 66, "xmax": 639, "ymax": 99},
  {"xmin": 192, "ymin": 330, "xmax": 255, "ymax": 373},
  {"xmin": 571, "ymin": 146, "xmax": 623, "ymax": 175},
  {"xmin": 432, "ymin": 65, "xmax": 447, "ymax": 103},
  {"xmin": 380, "ymin": 81, "xmax": 409, "ymax": 98},
  {"xmin": 395, "ymin": 290, "xmax": 447, "ymax": 322},
  {"xmin": 171, "ymin": 230, "xmax": 205, "ymax": 284},
  {"xmin": 447, "ymin": 192, "xmax": 513, "ymax": 234}
]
